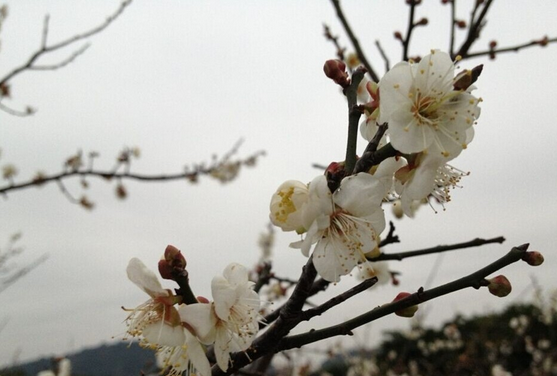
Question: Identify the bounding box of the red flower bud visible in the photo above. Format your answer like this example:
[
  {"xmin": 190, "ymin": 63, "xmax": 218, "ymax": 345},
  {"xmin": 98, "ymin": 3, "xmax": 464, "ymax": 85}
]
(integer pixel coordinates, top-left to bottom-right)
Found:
[
  {"xmin": 164, "ymin": 245, "xmax": 187, "ymax": 270},
  {"xmin": 393, "ymin": 292, "xmax": 419, "ymax": 317},
  {"xmin": 323, "ymin": 59, "xmax": 350, "ymax": 87},
  {"xmin": 487, "ymin": 275, "xmax": 512, "ymax": 297},
  {"xmin": 522, "ymin": 251, "xmax": 544, "ymax": 266}
]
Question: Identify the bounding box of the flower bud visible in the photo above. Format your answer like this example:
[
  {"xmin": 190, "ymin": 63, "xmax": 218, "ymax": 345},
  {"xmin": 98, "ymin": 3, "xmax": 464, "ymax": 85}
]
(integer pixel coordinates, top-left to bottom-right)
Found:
[
  {"xmin": 270, "ymin": 180, "xmax": 309, "ymax": 233},
  {"xmin": 159, "ymin": 245, "xmax": 187, "ymax": 279},
  {"xmin": 394, "ymin": 31, "xmax": 403, "ymax": 41},
  {"xmin": 522, "ymin": 251, "xmax": 544, "ymax": 266},
  {"xmin": 323, "ymin": 59, "xmax": 350, "ymax": 87},
  {"xmin": 393, "ymin": 292, "xmax": 419, "ymax": 317},
  {"xmin": 487, "ymin": 275, "xmax": 512, "ymax": 297}
]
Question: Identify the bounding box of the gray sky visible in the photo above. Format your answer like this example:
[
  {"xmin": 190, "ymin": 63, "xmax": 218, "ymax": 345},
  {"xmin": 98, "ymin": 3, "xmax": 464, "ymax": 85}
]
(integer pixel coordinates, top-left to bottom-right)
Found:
[{"xmin": 1, "ymin": 0, "xmax": 557, "ymax": 367}]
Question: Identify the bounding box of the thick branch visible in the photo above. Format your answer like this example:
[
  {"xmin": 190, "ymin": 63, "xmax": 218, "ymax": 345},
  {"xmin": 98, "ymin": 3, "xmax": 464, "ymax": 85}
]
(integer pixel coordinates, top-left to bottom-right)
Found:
[
  {"xmin": 371, "ymin": 236, "xmax": 505, "ymax": 262},
  {"xmin": 276, "ymin": 243, "xmax": 529, "ymax": 350}
]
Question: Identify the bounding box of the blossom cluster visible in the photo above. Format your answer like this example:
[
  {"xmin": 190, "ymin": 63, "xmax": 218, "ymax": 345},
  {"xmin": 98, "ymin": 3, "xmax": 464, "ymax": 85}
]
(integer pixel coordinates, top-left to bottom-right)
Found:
[
  {"xmin": 270, "ymin": 50, "xmax": 482, "ymax": 282},
  {"xmin": 124, "ymin": 253, "xmax": 261, "ymax": 376}
]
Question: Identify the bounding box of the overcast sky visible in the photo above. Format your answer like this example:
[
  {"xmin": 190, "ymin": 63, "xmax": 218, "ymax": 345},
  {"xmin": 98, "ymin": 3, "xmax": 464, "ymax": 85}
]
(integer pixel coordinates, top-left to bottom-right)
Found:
[{"xmin": 1, "ymin": 0, "xmax": 557, "ymax": 368}]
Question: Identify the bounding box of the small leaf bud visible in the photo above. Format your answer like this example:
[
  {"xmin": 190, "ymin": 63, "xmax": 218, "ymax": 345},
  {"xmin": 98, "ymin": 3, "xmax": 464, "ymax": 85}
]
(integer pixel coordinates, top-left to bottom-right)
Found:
[
  {"xmin": 394, "ymin": 31, "xmax": 403, "ymax": 41},
  {"xmin": 522, "ymin": 251, "xmax": 544, "ymax": 266},
  {"xmin": 456, "ymin": 20, "xmax": 467, "ymax": 28},
  {"xmin": 487, "ymin": 275, "xmax": 512, "ymax": 297},
  {"xmin": 416, "ymin": 17, "xmax": 428, "ymax": 26}
]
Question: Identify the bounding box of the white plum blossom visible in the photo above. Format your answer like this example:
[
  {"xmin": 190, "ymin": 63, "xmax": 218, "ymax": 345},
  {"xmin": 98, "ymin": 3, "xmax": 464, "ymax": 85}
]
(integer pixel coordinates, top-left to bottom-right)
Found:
[
  {"xmin": 291, "ymin": 173, "xmax": 386, "ymax": 282},
  {"xmin": 125, "ymin": 258, "xmax": 210, "ymax": 376},
  {"xmin": 180, "ymin": 263, "xmax": 261, "ymax": 372},
  {"xmin": 125, "ymin": 258, "xmax": 184, "ymax": 346},
  {"xmin": 394, "ymin": 152, "xmax": 469, "ymax": 217},
  {"xmin": 379, "ymin": 50, "xmax": 481, "ymax": 158},
  {"xmin": 269, "ymin": 180, "xmax": 310, "ymax": 233}
]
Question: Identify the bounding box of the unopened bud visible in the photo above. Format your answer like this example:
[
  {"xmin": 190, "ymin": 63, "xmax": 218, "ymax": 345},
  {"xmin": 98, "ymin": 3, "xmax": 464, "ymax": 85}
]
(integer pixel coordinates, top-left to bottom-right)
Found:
[
  {"xmin": 164, "ymin": 245, "xmax": 187, "ymax": 269},
  {"xmin": 487, "ymin": 275, "xmax": 512, "ymax": 297},
  {"xmin": 393, "ymin": 292, "xmax": 419, "ymax": 317},
  {"xmin": 159, "ymin": 245, "xmax": 187, "ymax": 280},
  {"xmin": 453, "ymin": 64, "xmax": 483, "ymax": 91},
  {"xmin": 522, "ymin": 251, "xmax": 544, "ymax": 266},
  {"xmin": 456, "ymin": 20, "xmax": 466, "ymax": 29},
  {"xmin": 416, "ymin": 17, "xmax": 428, "ymax": 26},
  {"xmin": 537, "ymin": 36, "xmax": 549, "ymax": 47},
  {"xmin": 394, "ymin": 31, "xmax": 403, "ymax": 41},
  {"xmin": 323, "ymin": 59, "xmax": 350, "ymax": 87}
]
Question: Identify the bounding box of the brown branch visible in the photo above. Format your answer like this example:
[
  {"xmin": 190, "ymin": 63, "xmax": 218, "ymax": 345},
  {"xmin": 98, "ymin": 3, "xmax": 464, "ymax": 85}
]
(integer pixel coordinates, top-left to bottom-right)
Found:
[
  {"xmin": 379, "ymin": 221, "xmax": 399, "ymax": 248},
  {"xmin": 0, "ymin": 0, "xmax": 131, "ymax": 91},
  {"xmin": 375, "ymin": 40, "xmax": 390, "ymax": 72},
  {"xmin": 275, "ymin": 243, "xmax": 529, "ymax": 351},
  {"xmin": 402, "ymin": 0, "xmax": 418, "ymax": 61},
  {"xmin": 330, "ymin": 0, "xmax": 379, "ymax": 82},
  {"xmin": 371, "ymin": 236, "xmax": 505, "ymax": 262},
  {"xmin": 300, "ymin": 277, "xmax": 378, "ymax": 321},
  {"xmin": 0, "ymin": 148, "xmax": 265, "ymax": 198},
  {"xmin": 462, "ymin": 37, "xmax": 557, "ymax": 60},
  {"xmin": 352, "ymin": 123, "xmax": 392, "ymax": 174},
  {"xmin": 454, "ymin": 0, "xmax": 494, "ymax": 59},
  {"xmin": 449, "ymin": 0, "xmax": 457, "ymax": 56}
]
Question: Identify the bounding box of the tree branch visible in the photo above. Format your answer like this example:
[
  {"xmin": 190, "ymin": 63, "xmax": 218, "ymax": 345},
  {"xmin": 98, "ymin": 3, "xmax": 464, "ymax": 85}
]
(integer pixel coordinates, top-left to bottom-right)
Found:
[
  {"xmin": 330, "ymin": 0, "xmax": 379, "ymax": 82},
  {"xmin": 371, "ymin": 236, "xmax": 505, "ymax": 262},
  {"xmin": 276, "ymin": 243, "xmax": 529, "ymax": 351}
]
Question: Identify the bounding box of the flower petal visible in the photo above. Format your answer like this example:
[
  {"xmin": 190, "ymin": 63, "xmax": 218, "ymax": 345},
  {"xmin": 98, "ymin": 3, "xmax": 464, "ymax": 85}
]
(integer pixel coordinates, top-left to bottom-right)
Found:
[{"xmin": 126, "ymin": 258, "xmax": 166, "ymax": 297}]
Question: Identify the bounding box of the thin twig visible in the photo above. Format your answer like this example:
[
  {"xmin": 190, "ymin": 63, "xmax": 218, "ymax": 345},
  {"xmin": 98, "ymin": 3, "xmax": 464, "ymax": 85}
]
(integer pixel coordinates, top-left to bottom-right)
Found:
[
  {"xmin": 449, "ymin": 0, "xmax": 457, "ymax": 57},
  {"xmin": 330, "ymin": 0, "xmax": 379, "ymax": 82},
  {"xmin": 455, "ymin": 0, "xmax": 494, "ymax": 59},
  {"xmin": 0, "ymin": 0, "xmax": 132, "ymax": 88},
  {"xmin": 402, "ymin": 0, "xmax": 418, "ymax": 61},
  {"xmin": 0, "ymin": 148, "xmax": 265, "ymax": 196},
  {"xmin": 371, "ymin": 236, "xmax": 505, "ymax": 262},
  {"xmin": 300, "ymin": 277, "xmax": 378, "ymax": 321},
  {"xmin": 463, "ymin": 37, "xmax": 557, "ymax": 60},
  {"xmin": 375, "ymin": 40, "xmax": 390, "ymax": 72}
]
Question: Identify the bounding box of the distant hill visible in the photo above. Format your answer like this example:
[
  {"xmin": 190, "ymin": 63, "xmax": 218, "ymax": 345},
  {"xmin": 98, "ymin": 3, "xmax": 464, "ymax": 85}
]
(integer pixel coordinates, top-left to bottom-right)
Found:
[{"xmin": 0, "ymin": 342, "xmax": 157, "ymax": 376}]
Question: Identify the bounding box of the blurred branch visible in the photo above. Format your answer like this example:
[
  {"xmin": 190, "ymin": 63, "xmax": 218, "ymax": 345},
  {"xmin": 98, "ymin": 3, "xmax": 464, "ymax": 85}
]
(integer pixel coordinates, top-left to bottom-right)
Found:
[
  {"xmin": 454, "ymin": 0, "xmax": 494, "ymax": 59},
  {"xmin": 0, "ymin": 0, "xmax": 132, "ymax": 115},
  {"xmin": 330, "ymin": 0, "xmax": 379, "ymax": 82},
  {"xmin": 0, "ymin": 143, "xmax": 265, "ymax": 208},
  {"xmin": 371, "ymin": 236, "xmax": 505, "ymax": 262}
]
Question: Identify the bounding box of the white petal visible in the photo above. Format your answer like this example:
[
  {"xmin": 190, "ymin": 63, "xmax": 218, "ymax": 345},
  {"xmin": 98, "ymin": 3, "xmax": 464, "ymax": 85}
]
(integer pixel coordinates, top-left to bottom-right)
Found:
[
  {"xmin": 222, "ymin": 263, "xmax": 249, "ymax": 286},
  {"xmin": 214, "ymin": 326, "xmax": 232, "ymax": 372},
  {"xmin": 212, "ymin": 276, "xmax": 237, "ymax": 321},
  {"xmin": 142, "ymin": 321, "xmax": 185, "ymax": 347},
  {"xmin": 334, "ymin": 173, "xmax": 384, "ymax": 217},
  {"xmin": 301, "ymin": 175, "xmax": 333, "ymax": 230},
  {"xmin": 126, "ymin": 258, "xmax": 166, "ymax": 297},
  {"xmin": 185, "ymin": 330, "xmax": 212, "ymax": 376},
  {"xmin": 179, "ymin": 303, "xmax": 217, "ymax": 345}
]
